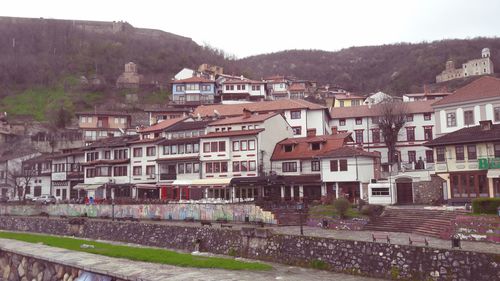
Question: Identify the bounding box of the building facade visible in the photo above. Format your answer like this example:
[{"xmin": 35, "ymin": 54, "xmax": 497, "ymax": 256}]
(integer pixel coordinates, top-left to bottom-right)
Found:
[{"xmin": 436, "ymin": 48, "xmax": 494, "ymax": 83}]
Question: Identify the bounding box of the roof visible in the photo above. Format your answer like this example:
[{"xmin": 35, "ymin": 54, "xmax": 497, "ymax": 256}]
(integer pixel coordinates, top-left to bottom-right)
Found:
[
  {"xmin": 166, "ymin": 120, "xmax": 212, "ymax": 132},
  {"xmin": 432, "ymin": 76, "xmax": 500, "ymax": 107},
  {"xmin": 271, "ymin": 133, "xmax": 352, "ymax": 161},
  {"xmin": 139, "ymin": 117, "xmax": 187, "ymax": 133},
  {"xmin": 143, "ymin": 106, "xmax": 191, "ymax": 113},
  {"xmin": 75, "ymin": 111, "xmax": 131, "ymax": 117},
  {"xmin": 172, "ymin": 76, "xmax": 214, "ymax": 84},
  {"xmin": 194, "ymin": 99, "xmax": 327, "ymax": 117},
  {"xmin": 404, "ymin": 92, "xmax": 451, "ymax": 97},
  {"xmin": 200, "ymin": 129, "xmax": 265, "ymax": 138},
  {"xmin": 208, "ymin": 112, "xmax": 278, "ymax": 126},
  {"xmin": 84, "ymin": 135, "xmax": 139, "ymax": 150},
  {"xmin": 223, "ymin": 79, "xmax": 264, "ymax": 84},
  {"xmin": 425, "ymin": 122, "xmax": 500, "ymax": 147},
  {"xmin": 128, "ymin": 137, "xmax": 164, "ymax": 145},
  {"xmin": 330, "ymin": 100, "xmax": 434, "ymax": 119},
  {"xmin": 22, "ymin": 153, "xmax": 54, "ymax": 164},
  {"xmin": 334, "ymin": 93, "xmax": 365, "ymax": 100},
  {"xmin": 288, "ymin": 83, "xmax": 306, "ymax": 91},
  {"xmin": 48, "ymin": 149, "xmax": 84, "ymax": 159},
  {"xmin": 319, "ymin": 146, "xmax": 380, "ymax": 158}
]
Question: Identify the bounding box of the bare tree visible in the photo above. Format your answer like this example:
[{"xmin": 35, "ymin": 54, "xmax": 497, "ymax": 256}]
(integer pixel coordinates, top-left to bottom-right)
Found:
[
  {"xmin": 8, "ymin": 167, "xmax": 36, "ymax": 201},
  {"xmin": 377, "ymin": 100, "xmax": 408, "ymax": 169}
]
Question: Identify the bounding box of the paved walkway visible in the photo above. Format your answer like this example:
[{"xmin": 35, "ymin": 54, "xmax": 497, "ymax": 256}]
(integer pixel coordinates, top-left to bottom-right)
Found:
[{"xmin": 0, "ymin": 238, "xmax": 385, "ymax": 281}]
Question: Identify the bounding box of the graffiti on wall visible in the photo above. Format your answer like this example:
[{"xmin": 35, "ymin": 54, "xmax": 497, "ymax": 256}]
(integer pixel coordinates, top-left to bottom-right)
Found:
[{"xmin": 0, "ymin": 203, "xmax": 277, "ymax": 224}]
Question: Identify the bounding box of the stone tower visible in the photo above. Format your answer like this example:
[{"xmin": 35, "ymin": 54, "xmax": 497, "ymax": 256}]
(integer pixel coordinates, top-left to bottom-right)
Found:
[{"xmin": 482, "ymin": 48, "xmax": 491, "ymax": 58}]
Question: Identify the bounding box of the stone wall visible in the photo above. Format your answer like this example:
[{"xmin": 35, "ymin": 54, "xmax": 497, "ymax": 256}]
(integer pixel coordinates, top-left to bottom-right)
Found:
[
  {"xmin": 0, "ymin": 216, "xmax": 498, "ymax": 281},
  {"xmin": 453, "ymin": 215, "xmax": 500, "ymax": 243},
  {"xmin": 0, "ymin": 250, "xmax": 120, "ymax": 281},
  {"xmin": 0, "ymin": 203, "xmax": 277, "ymax": 224},
  {"xmin": 413, "ymin": 175, "xmax": 444, "ymax": 205}
]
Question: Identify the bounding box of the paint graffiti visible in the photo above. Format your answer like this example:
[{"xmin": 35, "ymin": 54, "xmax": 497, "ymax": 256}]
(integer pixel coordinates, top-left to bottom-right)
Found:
[{"xmin": 0, "ymin": 203, "xmax": 277, "ymax": 224}]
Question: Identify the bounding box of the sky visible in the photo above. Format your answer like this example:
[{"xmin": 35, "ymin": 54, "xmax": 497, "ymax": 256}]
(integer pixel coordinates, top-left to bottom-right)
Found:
[{"xmin": 2, "ymin": 0, "xmax": 500, "ymax": 58}]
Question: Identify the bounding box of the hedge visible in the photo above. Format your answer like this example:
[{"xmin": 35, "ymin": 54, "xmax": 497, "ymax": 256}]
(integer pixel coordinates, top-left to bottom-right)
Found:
[{"xmin": 472, "ymin": 198, "xmax": 500, "ymax": 214}]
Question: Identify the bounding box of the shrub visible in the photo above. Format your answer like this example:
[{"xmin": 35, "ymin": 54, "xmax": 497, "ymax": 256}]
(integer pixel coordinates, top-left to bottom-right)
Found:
[
  {"xmin": 333, "ymin": 198, "xmax": 350, "ymax": 219},
  {"xmin": 472, "ymin": 198, "xmax": 500, "ymax": 214},
  {"xmin": 310, "ymin": 259, "xmax": 328, "ymax": 270},
  {"xmin": 360, "ymin": 204, "xmax": 385, "ymax": 218}
]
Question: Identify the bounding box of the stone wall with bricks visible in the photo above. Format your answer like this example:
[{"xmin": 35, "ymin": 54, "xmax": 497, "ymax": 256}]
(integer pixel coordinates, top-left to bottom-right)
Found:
[{"xmin": 0, "ymin": 216, "xmax": 498, "ymax": 281}]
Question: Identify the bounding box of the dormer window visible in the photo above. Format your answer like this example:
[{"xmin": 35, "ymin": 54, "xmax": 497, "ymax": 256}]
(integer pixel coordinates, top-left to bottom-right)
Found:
[
  {"xmin": 311, "ymin": 142, "xmax": 321, "ymax": 150},
  {"xmin": 284, "ymin": 145, "xmax": 293, "ymax": 152}
]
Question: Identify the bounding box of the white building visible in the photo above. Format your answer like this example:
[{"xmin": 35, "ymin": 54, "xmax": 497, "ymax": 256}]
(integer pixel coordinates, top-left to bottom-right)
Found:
[
  {"xmin": 18, "ymin": 154, "xmax": 53, "ymax": 199},
  {"xmin": 50, "ymin": 149, "xmax": 85, "ymax": 201},
  {"xmin": 433, "ymin": 76, "xmax": 500, "ymax": 136},
  {"xmin": 0, "ymin": 151, "xmax": 40, "ymax": 199},
  {"xmin": 436, "ymin": 48, "xmax": 494, "ymax": 83},
  {"xmin": 220, "ymin": 78, "xmax": 267, "ymax": 102}
]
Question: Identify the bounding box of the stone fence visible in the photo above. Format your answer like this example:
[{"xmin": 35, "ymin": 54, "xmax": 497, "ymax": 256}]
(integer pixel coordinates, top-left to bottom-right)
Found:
[
  {"xmin": 0, "ymin": 203, "xmax": 277, "ymax": 224},
  {"xmin": 0, "ymin": 216, "xmax": 498, "ymax": 281}
]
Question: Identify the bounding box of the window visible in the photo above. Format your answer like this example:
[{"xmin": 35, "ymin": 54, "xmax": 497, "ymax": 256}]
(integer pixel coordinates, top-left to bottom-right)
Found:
[
  {"xmin": 211, "ymin": 142, "xmax": 218, "ymax": 152},
  {"xmin": 311, "ymin": 142, "xmax": 320, "ymax": 150},
  {"xmin": 426, "ymin": 150, "xmax": 434, "ymax": 163},
  {"xmin": 133, "ymin": 148, "xmax": 142, "ymax": 157},
  {"xmin": 494, "ymin": 107, "xmax": 500, "ymax": 122},
  {"xmin": 372, "ymin": 130, "xmax": 380, "ymax": 143},
  {"xmin": 408, "ymin": 151, "xmax": 416, "ymax": 163},
  {"xmin": 178, "ymin": 144, "xmax": 185, "ymax": 154},
  {"xmin": 330, "ymin": 160, "xmax": 338, "ymax": 171},
  {"xmin": 146, "ymin": 146, "xmax": 156, "ymax": 156},
  {"xmin": 464, "ymin": 110, "xmax": 474, "ymax": 126},
  {"xmin": 292, "ymin": 126, "xmax": 302, "ymax": 135},
  {"xmin": 193, "ymin": 163, "xmax": 200, "ymax": 173},
  {"xmin": 467, "ymin": 145, "xmax": 477, "ymax": 160},
  {"xmin": 249, "ymin": 161, "xmax": 256, "ymax": 171},
  {"xmin": 406, "ymin": 127, "xmax": 415, "ymax": 141},
  {"xmin": 455, "ymin": 145, "xmax": 465, "ymax": 161},
  {"xmin": 86, "ymin": 152, "xmax": 98, "ymax": 162},
  {"xmin": 406, "ymin": 114, "xmax": 414, "ymax": 122},
  {"xmin": 133, "ymin": 166, "xmax": 142, "ymax": 176},
  {"xmin": 371, "ymin": 188, "xmax": 390, "ymax": 196},
  {"xmin": 446, "ymin": 112, "xmax": 456, "ymax": 127},
  {"xmin": 233, "ymin": 162, "xmax": 240, "ymax": 172},
  {"xmin": 185, "ymin": 163, "xmax": 192, "ymax": 173},
  {"xmin": 178, "ymin": 163, "xmax": 184, "ymax": 174},
  {"xmin": 248, "ymin": 140, "xmax": 255, "ymax": 150},
  {"xmin": 114, "ymin": 149, "xmax": 128, "ymax": 160},
  {"xmin": 186, "ymin": 144, "xmax": 193, "ymax": 153},
  {"xmin": 436, "ymin": 147, "xmax": 446, "ymax": 162},
  {"xmin": 193, "ymin": 143, "xmax": 199, "ymax": 153},
  {"xmin": 284, "ymin": 144, "xmax": 293, "ymax": 152},
  {"xmin": 339, "ymin": 101, "xmax": 344, "ymax": 107},
  {"xmin": 355, "ymin": 118, "xmax": 362, "ymax": 125},
  {"xmin": 240, "ymin": 141, "xmax": 247, "ymax": 151},
  {"xmin": 203, "ymin": 143, "xmax": 211, "ymax": 153},
  {"xmin": 205, "ymin": 162, "xmax": 228, "ymax": 173},
  {"xmin": 232, "ymin": 141, "xmax": 240, "ymax": 151},
  {"xmin": 424, "ymin": 126, "xmax": 433, "ymax": 140},
  {"xmin": 113, "ymin": 166, "xmax": 127, "ymax": 177},
  {"xmin": 205, "ymin": 162, "xmax": 213, "ymax": 173},
  {"xmin": 355, "ymin": 130, "xmax": 363, "ymax": 144},
  {"xmin": 282, "ymin": 162, "xmax": 297, "ymax": 172},
  {"xmin": 311, "ymin": 160, "xmax": 320, "ymax": 171},
  {"xmin": 104, "ymin": 150, "xmax": 111, "ymax": 159},
  {"xmin": 495, "ymin": 144, "xmax": 500, "ymax": 158},
  {"xmin": 241, "ymin": 161, "xmax": 248, "ymax": 172},
  {"xmin": 339, "ymin": 159, "xmax": 348, "ymax": 171},
  {"xmin": 171, "ymin": 145, "xmax": 177, "ymax": 154},
  {"xmin": 146, "ymin": 165, "xmax": 155, "ymax": 176},
  {"xmin": 290, "ymin": 110, "xmax": 301, "ymax": 119},
  {"xmin": 424, "ymin": 113, "xmax": 431, "ymax": 121},
  {"xmin": 339, "ymin": 119, "xmax": 346, "ymax": 126}
]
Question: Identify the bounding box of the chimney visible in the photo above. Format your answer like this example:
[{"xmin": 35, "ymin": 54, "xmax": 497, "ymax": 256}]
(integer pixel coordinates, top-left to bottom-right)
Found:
[
  {"xmin": 331, "ymin": 126, "xmax": 338, "ymax": 135},
  {"xmin": 243, "ymin": 108, "xmax": 252, "ymax": 119},
  {"xmin": 480, "ymin": 120, "xmax": 493, "ymax": 131},
  {"xmin": 307, "ymin": 128, "xmax": 317, "ymax": 137}
]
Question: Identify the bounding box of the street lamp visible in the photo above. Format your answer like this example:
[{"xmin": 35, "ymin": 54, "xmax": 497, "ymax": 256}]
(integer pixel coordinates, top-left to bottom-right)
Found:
[{"xmin": 297, "ymin": 202, "xmax": 304, "ymax": 235}]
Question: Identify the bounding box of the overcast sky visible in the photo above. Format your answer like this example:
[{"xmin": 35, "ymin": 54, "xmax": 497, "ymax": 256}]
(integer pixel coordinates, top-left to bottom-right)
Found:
[{"xmin": 3, "ymin": 0, "xmax": 500, "ymax": 58}]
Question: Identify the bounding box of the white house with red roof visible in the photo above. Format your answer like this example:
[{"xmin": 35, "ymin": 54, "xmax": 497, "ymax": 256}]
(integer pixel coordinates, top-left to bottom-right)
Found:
[
  {"xmin": 220, "ymin": 78, "xmax": 267, "ymax": 101},
  {"xmin": 193, "ymin": 99, "xmax": 332, "ymax": 138}
]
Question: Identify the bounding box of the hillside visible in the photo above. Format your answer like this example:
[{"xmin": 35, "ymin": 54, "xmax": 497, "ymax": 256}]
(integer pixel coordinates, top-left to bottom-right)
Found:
[
  {"xmin": 236, "ymin": 38, "xmax": 500, "ymax": 94},
  {"xmin": 0, "ymin": 16, "xmax": 499, "ymax": 122}
]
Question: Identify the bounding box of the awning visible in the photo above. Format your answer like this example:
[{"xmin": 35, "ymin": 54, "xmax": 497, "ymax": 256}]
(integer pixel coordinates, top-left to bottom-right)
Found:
[
  {"xmin": 135, "ymin": 184, "xmax": 158, "ymax": 189},
  {"xmin": 171, "ymin": 180, "xmax": 193, "ymax": 186},
  {"xmin": 487, "ymin": 170, "xmax": 500, "ymax": 178},
  {"xmin": 73, "ymin": 183, "xmax": 103, "ymax": 190},
  {"xmin": 191, "ymin": 178, "xmax": 232, "ymax": 186}
]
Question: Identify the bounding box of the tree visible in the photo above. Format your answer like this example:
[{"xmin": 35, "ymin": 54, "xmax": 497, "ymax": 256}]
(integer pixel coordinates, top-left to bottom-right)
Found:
[
  {"xmin": 377, "ymin": 100, "xmax": 408, "ymax": 169},
  {"xmin": 8, "ymin": 166, "xmax": 36, "ymax": 201}
]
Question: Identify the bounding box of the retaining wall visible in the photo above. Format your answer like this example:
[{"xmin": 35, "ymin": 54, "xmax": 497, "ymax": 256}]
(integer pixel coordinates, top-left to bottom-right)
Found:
[{"xmin": 0, "ymin": 216, "xmax": 498, "ymax": 281}]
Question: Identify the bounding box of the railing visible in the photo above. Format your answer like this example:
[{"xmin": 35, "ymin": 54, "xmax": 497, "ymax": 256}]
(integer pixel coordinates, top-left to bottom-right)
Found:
[{"xmin": 160, "ymin": 173, "xmax": 176, "ymax": 180}]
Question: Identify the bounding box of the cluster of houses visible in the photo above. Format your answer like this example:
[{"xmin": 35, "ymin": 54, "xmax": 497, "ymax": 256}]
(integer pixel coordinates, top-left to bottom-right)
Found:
[{"xmin": 1, "ymin": 64, "xmax": 500, "ymax": 206}]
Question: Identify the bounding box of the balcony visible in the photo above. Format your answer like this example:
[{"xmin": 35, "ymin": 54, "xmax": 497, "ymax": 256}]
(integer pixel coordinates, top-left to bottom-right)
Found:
[{"xmin": 160, "ymin": 173, "xmax": 177, "ymax": 181}]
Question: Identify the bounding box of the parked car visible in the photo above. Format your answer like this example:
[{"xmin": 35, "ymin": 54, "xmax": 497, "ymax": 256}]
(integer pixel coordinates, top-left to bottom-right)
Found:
[{"xmin": 35, "ymin": 195, "xmax": 57, "ymax": 204}]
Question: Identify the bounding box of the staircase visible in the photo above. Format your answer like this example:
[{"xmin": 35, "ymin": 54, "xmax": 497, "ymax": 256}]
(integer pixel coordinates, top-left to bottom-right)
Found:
[
  {"xmin": 363, "ymin": 208, "xmax": 466, "ymax": 238},
  {"xmin": 255, "ymin": 201, "xmax": 308, "ymax": 225}
]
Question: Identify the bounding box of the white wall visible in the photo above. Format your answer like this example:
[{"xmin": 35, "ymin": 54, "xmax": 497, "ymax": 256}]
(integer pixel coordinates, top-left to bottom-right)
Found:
[{"xmin": 320, "ymin": 157, "xmax": 374, "ymax": 183}]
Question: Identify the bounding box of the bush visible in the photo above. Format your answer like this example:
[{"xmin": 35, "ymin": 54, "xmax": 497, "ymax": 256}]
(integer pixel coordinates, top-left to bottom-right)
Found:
[
  {"xmin": 360, "ymin": 204, "xmax": 385, "ymax": 218},
  {"xmin": 310, "ymin": 259, "xmax": 328, "ymax": 270},
  {"xmin": 472, "ymin": 198, "xmax": 500, "ymax": 214},
  {"xmin": 333, "ymin": 198, "xmax": 350, "ymax": 219}
]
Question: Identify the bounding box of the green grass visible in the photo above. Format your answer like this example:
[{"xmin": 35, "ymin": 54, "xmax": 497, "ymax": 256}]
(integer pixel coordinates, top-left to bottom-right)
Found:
[
  {"xmin": 0, "ymin": 231, "xmax": 271, "ymax": 271},
  {"xmin": 309, "ymin": 204, "xmax": 364, "ymax": 219}
]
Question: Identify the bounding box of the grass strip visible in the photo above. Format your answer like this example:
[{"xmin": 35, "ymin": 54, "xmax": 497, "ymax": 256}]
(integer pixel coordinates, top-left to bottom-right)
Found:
[{"xmin": 0, "ymin": 231, "xmax": 271, "ymax": 271}]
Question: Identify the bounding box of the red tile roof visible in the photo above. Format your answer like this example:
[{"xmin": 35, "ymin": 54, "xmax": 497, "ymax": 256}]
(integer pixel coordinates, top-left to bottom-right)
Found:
[
  {"xmin": 194, "ymin": 99, "xmax": 327, "ymax": 117},
  {"xmin": 319, "ymin": 146, "xmax": 380, "ymax": 158},
  {"xmin": 223, "ymin": 79, "xmax": 264, "ymax": 84},
  {"xmin": 128, "ymin": 137, "xmax": 164, "ymax": 145},
  {"xmin": 404, "ymin": 92, "xmax": 451, "ymax": 97},
  {"xmin": 425, "ymin": 122, "xmax": 500, "ymax": 146},
  {"xmin": 173, "ymin": 76, "xmax": 214, "ymax": 84},
  {"xmin": 208, "ymin": 112, "xmax": 278, "ymax": 126},
  {"xmin": 432, "ymin": 76, "xmax": 500, "ymax": 107},
  {"xmin": 330, "ymin": 100, "xmax": 434, "ymax": 119},
  {"xmin": 271, "ymin": 133, "xmax": 352, "ymax": 161},
  {"xmin": 200, "ymin": 129, "xmax": 264, "ymax": 138},
  {"xmin": 139, "ymin": 117, "xmax": 187, "ymax": 133},
  {"xmin": 288, "ymin": 83, "xmax": 306, "ymax": 91}
]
